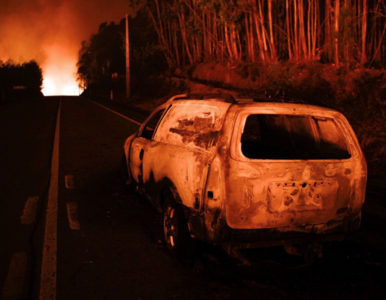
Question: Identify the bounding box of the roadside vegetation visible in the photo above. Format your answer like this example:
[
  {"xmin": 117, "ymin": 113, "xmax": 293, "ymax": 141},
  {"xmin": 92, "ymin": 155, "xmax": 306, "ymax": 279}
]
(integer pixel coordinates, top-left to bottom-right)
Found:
[
  {"xmin": 77, "ymin": 0, "xmax": 386, "ymax": 178},
  {"xmin": 0, "ymin": 60, "xmax": 43, "ymax": 104}
]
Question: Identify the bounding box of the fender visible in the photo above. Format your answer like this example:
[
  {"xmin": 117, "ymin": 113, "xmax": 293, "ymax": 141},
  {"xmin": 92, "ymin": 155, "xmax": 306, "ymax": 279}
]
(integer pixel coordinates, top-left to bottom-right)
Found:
[{"xmin": 123, "ymin": 133, "xmax": 137, "ymax": 181}]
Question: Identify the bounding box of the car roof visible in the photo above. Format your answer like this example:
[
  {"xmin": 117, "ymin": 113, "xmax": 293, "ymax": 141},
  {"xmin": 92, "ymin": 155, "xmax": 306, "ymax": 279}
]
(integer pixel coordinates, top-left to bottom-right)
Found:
[{"xmin": 166, "ymin": 93, "xmax": 340, "ymax": 115}]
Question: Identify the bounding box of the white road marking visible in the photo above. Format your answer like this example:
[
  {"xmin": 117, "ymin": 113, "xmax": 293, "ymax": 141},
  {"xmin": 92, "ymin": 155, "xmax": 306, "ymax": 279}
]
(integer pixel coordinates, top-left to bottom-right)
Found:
[
  {"xmin": 86, "ymin": 99, "xmax": 142, "ymax": 126},
  {"xmin": 2, "ymin": 252, "xmax": 27, "ymax": 299},
  {"xmin": 20, "ymin": 196, "xmax": 39, "ymax": 225},
  {"xmin": 39, "ymin": 100, "xmax": 61, "ymax": 300},
  {"xmin": 66, "ymin": 202, "xmax": 80, "ymax": 230},
  {"xmin": 65, "ymin": 175, "xmax": 75, "ymax": 189}
]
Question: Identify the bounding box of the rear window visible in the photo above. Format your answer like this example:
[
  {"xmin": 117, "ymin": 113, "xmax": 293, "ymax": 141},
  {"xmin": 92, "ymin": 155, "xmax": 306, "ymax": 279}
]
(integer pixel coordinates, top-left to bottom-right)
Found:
[{"xmin": 241, "ymin": 115, "xmax": 351, "ymax": 159}]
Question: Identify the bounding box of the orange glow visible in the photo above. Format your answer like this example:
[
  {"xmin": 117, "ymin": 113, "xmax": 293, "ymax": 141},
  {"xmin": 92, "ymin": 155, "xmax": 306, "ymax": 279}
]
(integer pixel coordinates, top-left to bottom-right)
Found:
[
  {"xmin": 42, "ymin": 72, "xmax": 79, "ymax": 96},
  {"xmin": 0, "ymin": 1, "xmax": 130, "ymax": 97},
  {"xmin": 42, "ymin": 45, "xmax": 79, "ymax": 96}
]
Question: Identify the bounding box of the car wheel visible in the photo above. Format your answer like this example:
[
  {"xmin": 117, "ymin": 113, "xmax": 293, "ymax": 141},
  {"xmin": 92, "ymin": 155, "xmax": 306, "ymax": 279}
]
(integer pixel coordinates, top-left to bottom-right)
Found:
[{"xmin": 163, "ymin": 192, "xmax": 194, "ymax": 258}]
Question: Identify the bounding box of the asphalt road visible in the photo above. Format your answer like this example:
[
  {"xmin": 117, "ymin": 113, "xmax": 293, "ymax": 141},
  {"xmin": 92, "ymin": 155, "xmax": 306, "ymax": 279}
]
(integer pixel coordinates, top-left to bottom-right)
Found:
[{"xmin": 0, "ymin": 96, "xmax": 385, "ymax": 300}]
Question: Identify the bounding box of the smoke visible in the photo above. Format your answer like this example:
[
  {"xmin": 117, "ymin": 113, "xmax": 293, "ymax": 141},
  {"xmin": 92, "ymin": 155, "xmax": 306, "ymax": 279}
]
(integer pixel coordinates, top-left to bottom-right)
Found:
[{"xmin": 0, "ymin": 0, "xmax": 132, "ymax": 95}]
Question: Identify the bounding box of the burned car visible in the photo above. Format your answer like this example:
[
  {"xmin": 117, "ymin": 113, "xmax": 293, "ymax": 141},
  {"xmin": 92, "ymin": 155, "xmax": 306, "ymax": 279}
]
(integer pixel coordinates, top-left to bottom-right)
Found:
[{"xmin": 122, "ymin": 93, "xmax": 367, "ymax": 262}]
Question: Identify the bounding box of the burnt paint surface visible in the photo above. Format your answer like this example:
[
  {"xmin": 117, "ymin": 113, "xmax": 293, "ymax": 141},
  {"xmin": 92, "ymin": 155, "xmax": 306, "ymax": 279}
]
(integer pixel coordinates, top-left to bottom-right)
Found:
[
  {"xmin": 169, "ymin": 127, "xmax": 219, "ymax": 150},
  {"xmin": 154, "ymin": 101, "xmax": 230, "ymax": 151},
  {"xmin": 223, "ymin": 104, "xmax": 367, "ymax": 233},
  {"xmin": 129, "ymin": 101, "xmax": 232, "ymax": 212},
  {"xmin": 141, "ymin": 141, "xmax": 212, "ymax": 210},
  {"xmin": 126, "ymin": 100, "xmax": 367, "ymax": 244},
  {"xmin": 225, "ymin": 161, "xmax": 364, "ymax": 231}
]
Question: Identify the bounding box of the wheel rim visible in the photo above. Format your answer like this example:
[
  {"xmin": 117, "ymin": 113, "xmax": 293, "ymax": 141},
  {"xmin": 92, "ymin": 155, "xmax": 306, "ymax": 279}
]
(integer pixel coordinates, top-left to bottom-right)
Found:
[{"xmin": 164, "ymin": 206, "xmax": 177, "ymax": 249}]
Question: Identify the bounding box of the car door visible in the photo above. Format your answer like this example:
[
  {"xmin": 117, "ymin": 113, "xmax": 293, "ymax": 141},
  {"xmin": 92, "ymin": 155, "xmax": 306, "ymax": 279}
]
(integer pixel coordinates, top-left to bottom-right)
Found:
[
  {"xmin": 148, "ymin": 101, "xmax": 231, "ymax": 211},
  {"xmin": 129, "ymin": 107, "xmax": 167, "ymax": 187}
]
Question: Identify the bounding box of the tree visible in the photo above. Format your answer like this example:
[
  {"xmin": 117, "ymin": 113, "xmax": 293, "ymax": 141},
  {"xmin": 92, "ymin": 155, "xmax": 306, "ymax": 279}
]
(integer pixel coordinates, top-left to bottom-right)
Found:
[
  {"xmin": 100, "ymin": 0, "xmax": 386, "ymax": 68},
  {"xmin": 0, "ymin": 60, "xmax": 43, "ymax": 102},
  {"xmin": 77, "ymin": 21, "xmax": 126, "ymax": 89}
]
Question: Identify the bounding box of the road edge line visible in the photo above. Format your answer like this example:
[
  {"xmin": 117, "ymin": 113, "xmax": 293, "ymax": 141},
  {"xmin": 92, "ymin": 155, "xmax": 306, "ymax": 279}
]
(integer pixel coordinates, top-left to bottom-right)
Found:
[
  {"xmin": 86, "ymin": 99, "xmax": 142, "ymax": 126},
  {"xmin": 39, "ymin": 99, "xmax": 61, "ymax": 300}
]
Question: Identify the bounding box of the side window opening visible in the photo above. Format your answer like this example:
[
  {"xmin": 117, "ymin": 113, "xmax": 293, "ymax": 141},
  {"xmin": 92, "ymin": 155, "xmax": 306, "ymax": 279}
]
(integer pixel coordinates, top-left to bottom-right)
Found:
[
  {"xmin": 241, "ymin": 114, "xmax": 351, "ymax": 160},
  {"xmin": 154, "ymin": 103, "xmax": 230, "ymax": 150},
  {"xmin": 140, "ymin": 109, "xmax": 166, "ymax": 140}
]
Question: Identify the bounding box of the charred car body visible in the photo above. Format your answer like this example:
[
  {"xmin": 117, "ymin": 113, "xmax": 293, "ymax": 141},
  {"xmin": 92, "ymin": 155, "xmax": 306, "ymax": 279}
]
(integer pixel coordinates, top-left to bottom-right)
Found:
[{"xmin": 122, "ymin": 93, "xmax": 367, "ymax": 261}]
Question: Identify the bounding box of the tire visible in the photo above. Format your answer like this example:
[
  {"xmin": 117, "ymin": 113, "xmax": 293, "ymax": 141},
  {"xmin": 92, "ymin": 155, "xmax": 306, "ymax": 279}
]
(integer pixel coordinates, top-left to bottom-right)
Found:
[{"xmin": 162, "ymin": 192, "xmax": 194, "ymax": 258}]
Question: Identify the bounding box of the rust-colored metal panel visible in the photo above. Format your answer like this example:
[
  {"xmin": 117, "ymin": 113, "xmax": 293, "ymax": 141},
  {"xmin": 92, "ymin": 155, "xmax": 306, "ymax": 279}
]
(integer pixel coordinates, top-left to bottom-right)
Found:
[
  {"xmin": 124, "ymin": 96, "xmax": 367, "ymax": 251},
  {"xmin": 224, "ymin": 105, "xmax": 367, "ymax": 232}
]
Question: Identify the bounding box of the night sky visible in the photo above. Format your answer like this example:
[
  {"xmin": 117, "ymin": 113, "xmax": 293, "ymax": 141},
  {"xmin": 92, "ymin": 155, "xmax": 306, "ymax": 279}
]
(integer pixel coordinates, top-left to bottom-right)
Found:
[{"xmin": 0, "ymin": 0, "xmax": 133, "ymax": 95}]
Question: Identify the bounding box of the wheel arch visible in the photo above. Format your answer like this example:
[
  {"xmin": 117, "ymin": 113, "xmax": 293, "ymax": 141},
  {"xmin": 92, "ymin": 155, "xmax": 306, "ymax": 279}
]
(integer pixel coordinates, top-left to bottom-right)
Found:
[
  {"xmin": 123, "ymin": 133, "xmax": 137, "ymax": 182},
  {"xmin": 159, "ymin": 183, "xmax": 181, "ymax": 210}
]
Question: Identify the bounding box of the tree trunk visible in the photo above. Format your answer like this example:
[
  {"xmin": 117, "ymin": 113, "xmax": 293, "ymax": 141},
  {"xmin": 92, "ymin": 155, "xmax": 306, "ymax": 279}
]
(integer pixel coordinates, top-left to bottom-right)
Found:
[
  {"xmin": 325, "ymin": 0, "xmax": 332, "ymax": 61},
  {"xmin": 334, "ymin": 0, "xmax": 340, "ymax": 66},
  {"xmin": 268, "ymin": 0, "xmax": 276, "ymax": 60},
  {"xmin": 178, "ymin": 10, "xmax": 194, "ymax": 64},
  {"xmin": 361, "ymin": 0, "xmax": 367, "ymax": 64},
  {"xmin": 286, "ymin": 0, "xmax": 292, "ymax": 59},
  {"xmin": 252, "ymin": 0, "xmax": 266, "ymax": 61}
]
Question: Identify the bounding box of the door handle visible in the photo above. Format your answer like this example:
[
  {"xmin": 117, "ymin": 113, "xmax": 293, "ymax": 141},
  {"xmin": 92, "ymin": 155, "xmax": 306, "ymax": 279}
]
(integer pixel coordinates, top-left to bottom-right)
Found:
[{"xmin": 139, "ymin": 149, "xmax": 144, "ymax": 160}]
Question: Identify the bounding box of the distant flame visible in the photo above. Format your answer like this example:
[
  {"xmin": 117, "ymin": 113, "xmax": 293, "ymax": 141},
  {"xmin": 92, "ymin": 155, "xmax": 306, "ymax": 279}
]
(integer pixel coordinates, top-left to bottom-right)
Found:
[
  {"xmin": 0, "ymin": 1, "xmax": 131, "ymax": 97},
  {"xmin": 42, "ymin": 45, "xmax": 80, "ymax": 96},
  {"xmin": 42, "ymin": 74, "xmax": 79, "ymax": 96}
]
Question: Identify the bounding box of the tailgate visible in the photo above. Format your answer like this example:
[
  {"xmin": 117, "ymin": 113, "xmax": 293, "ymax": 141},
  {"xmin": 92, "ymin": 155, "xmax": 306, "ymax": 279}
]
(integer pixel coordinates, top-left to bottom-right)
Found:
[
  {"xmin": 224, "ymin": 110, "xmax": 367, "ymax": 231},
  {"xmin": 225, "ymin": 161, "xmax": 364, "ymax": 230}
]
